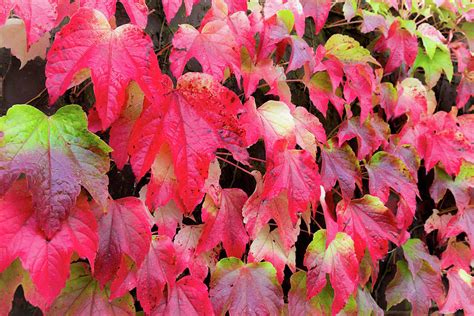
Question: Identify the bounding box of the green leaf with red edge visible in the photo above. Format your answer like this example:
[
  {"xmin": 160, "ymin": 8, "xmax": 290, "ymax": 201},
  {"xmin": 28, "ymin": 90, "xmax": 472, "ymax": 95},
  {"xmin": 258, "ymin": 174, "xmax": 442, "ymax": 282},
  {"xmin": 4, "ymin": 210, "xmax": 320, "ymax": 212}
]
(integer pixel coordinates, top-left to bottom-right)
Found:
[
  {"xmin": 262, "ymin": 141, "xmax": 321, "ymax": 224},
  {"xmin": 324, "ymin": 34, "xmax": 379, "ymax": 65},
  {"xmin": 320, "ymin": 137, "xmax": 362, "ymax": 200},
  {"xmin": 356, "ymin": 287, "xmax": 384, "ymax": 316},
  {"xmin": 0, "ymin": 260, "xmax": 29, "ymax": 315},
  {"xmin": 336, "ymin": 195, "xmax": 400, "ymax": 263},
  {"xmin": 248, "ymin": 224, "xmax": 296, "ymax": 283},
  {"xmin": 401, "ymin": 238, "xmax": 441, "ymax": 277},
  {"xmin": 94, "ymin": 197, "xmax": 152, "ymax": 286},
  {"xmin": 440, "ymin": 268, "xmax": 474, "ymax": 314},
  {"xmin": 80, "ymin": 0, "xmax": 148, "ymax": 28},
  {"xmin": 0, "ymin": 0, "xmax": 57, "ymax": 46},
  {"xmin": 430, "ymin": 162, "xmax": 474, "ymax": 212},
  {"xmin": 210, "ymin": 257, "xmax": 284, "ymax": 315},
  {"xmin": 129, "ymin": 72, "xmax": 248, "ymax": 213},
  {"xmin": 46, "ymin": 8, "xmax": 164, "ymax": 129},
  {"xmin": 288, "ymin": 271, "xmax": 332, "ymax": 316},
  {"xmin": 49, "ymin": 262, "xmax": 135, "ymax": 315},
  {"xmin": 338, "ymin": 115, "xmax": 389, "ymax": 160},
  {"xmin": 197, "ymin": 188, "xmax": 249, "ymax": 258},
  {"xmin": 243, "ymin": 171, "xmax": 300, "ymax": 252},
  {"xmin": 154, "ymin": 276, "xmax": 214, "ymax": 315},
  {"xmin": 0, "ymin": 104, "xmax": 110, "ymax": 239},
  {"xmin": 303, "ymin": 229, "xmax": 359, "ymax": 315},
  {"xmin": 374, "ymin": 19, "xmax": 418, "ymax": 73},
  {"xmin": 386, "ymin": 260, "xmax": 444, "ymax": 315},
  {"xmin": 0, "ymin": 179, "xmax": 98, "ymax": 308}
]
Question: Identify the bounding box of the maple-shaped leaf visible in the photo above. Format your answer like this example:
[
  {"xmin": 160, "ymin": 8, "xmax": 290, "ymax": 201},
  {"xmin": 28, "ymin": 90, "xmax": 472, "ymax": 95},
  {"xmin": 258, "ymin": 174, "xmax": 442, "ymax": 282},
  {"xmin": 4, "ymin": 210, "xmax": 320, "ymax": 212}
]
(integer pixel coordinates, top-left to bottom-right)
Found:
[
  {"xmin": 386, "ymin": 260, "xmax": 444, "ymax": 315},
  {"xmin": 300, "ymin": 0, "xmax": 330, "ymax": 34},
  {"xmin": 153, "ymin": 200, "xmax": 182, "ymax": 238},
  {"xmin": 292, "ymin": 106, "xmax": 326, "ymax": 158},
  {"xmin": 336, "ymin": 195, "xmax": 400, "ymax": 263},
  {"xmin": 0, "ymin": 260, "xmax": 33, "ymax": 315},
  {"xmin": 240, "ymin": 99, "xmax": 296, "ymax": 154},
  {"xmin": 288, "ymin": 271, "xmax": 332, "ymax": 316},
  {"xmin": 440, "ymin": 268, "xmax": 474, "ymax": 314},
  {"xmin": 399, "ymin": 111, "xmax": 474, "ymax": 176},
  {"xmin": 170, "ymin": 20, "xmax": 240, "ymax": 82},
  {"xmin": 136, "ymin": 236, "xmax": 177, "ymax": 314},
  {"xmin": 444, "ymin": 207, "xmax": 474, "ymax": 254},
  {"xmin": 94, "ymin": 197, "xmax": 152, "ymax": 286},
  {"xmin": 197, "ymin": 189, "xmax": 249, "ymax": 258},
  {"xmin": 401, "ymin": 238, "xmax": 441, "ymax": 277},
  {"xmin": 412, "ymin": 48, "xmax": 453, "ymax": 88},
  {"xmin": 374, "ymin": 20, "xmax": 418, "ymax": 73},
  {"xmin": 162, "ymin": 0, "xmax": 199, "ymax": 23},
  {"xmin": 248, "ymin": 225, "xmax": 296, "ymax": 283},
  {"xmin": 262, "ymin": 141, "xmax": 321, "ymax": 223},
  {"xmin": 243, "ymin": 171, "xmax": 300, "ymax": 251},
  {"xmin": 324, "ymin": 34, "xmax": 379, "ymax": 65},
  {"xmin": 154, "ymin": 276, "xmax": 214, "ymax": 315},
  {"xmin": 80, "ymin": 0, "xmax": 148, "ymax": 28},
  {"xmin": 360, "ymin": 10, "xmax": 388, "ymax": 35},
  {"xmin": 365, "ymin": 151, "xmax": 418, "ymax": 228},
  {"xmin": 343, "ymin": 63, "xmax": 377, "ymax": 123},
  {"xmin": 109, "ymin": 82, "xmax": 145, "ymax": 170},
  {"xmin": 0, "ymin": 180, "xmax": 98, "ymax": 306},
  {"xmin": 210, "ymin": 257, "xmax": 284, "ymax": 315},
  {"xmin": 441, "ymin": 239, "xmax": 472, "ymax": 271},
  {"xmin": 320, "ymin": 138, "xmax": 362, "ymax": 200},
  {"xmin": 46, "ymin": 8, "xmax": 159, "ymax": 129},
  {"xmin": 0, "ymin": 18, "xmax": 50, "ymax": 68},
  {"xmin": 304, "ymin": 229, "xmax": 359, "ymax": 314},
  {"xmin": 356, "ymin": 287, "xmax": 384, "ymax": 316},
  {"xmin": 305, "ymin": 71, "xmax": 345, "ymax": 117},
  {"xmin": 0, "ymin": 0, "xmax": 56, "ymax": 47},
  {"xmin": 129, "ymin": 72, "xmax": 248, "ymax": 212},
  {"xmin": 174, "ymin": 224, "xmax": 219, "ymax": 280},
  {"xmin": 385, "ymin": 139, "xmax": 420, "ymax": 182},
  {"xmin": 430, "ymin": 163, "xmax": 474, "ymax": 211},
  {"xmin": 263, "ymin": 0, "xmax": 305, "ymax": 36},
  {"xmin": 0, "ymin": 104, "xmax": 110, "ymax": 239},
  {"xmin": 338, "ymin": 115, "xmax": 389, "ymax": 160},
  {"xmin": 49, "ymin": 262, "xmax": 135, "ymax": 315}
]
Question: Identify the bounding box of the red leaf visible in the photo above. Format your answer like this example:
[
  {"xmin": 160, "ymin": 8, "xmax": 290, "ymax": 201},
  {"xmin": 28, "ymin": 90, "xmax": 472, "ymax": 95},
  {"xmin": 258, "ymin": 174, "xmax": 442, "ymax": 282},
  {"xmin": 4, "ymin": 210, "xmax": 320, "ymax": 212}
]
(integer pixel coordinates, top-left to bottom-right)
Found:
[
  {"xmin": 374, "ymin": 20, "xmax": 418, "ymax": 73},
  {"xmin": 136, "ymin": 236, "xmax": 177, "ymax": 314},
  {"xmin": 170, "ymin": 20, "xmax": 240, "ymax": 81},
  {"xmin": 129, "ymin": 72, "xmax": 248, "ymax": 212},
  {"xmin": 153, "ymin": 200, "xmax": 182, "ymax": 238},
  {"xmin": 0, "ymin": 180, "xmax": 98, "ymax": 306},
  {"xmin": 304, "ymin": 230, "xmax": 359, "ymax": 314},
  {"xmin": 338, "ymin": 115, "xmax": 389, "ymax": 160},
  {"xmin": 210, "ymin": 257, "xmax": 284, "ymax": 315},
  {"xmin": 343, "ymin": 63, "xmax": 377, "ymax": 123},
  {"xmin": 300, "ymin": 0, "xmax": 331, "ymax": 34},
  {"xmin": 243, "ymin": 171, "xmax": 300, "ymax": 251},
  {"xmin": 0, "ymin": 0, "xmax": 57, "ymax": 46},
  {"xmin": 80, "ymin": 0, "xmax": 148, "ymax": 28},
  {"xmin": 154, "ymin": 276, "xmax": 214, "ymax": 315},
  {"xmin": 292, "ymin": 106, "xmax": 327, "ymax": 157},
  {"xmin": 386, "ymin": 260, "xmax": 445, "ymax": 315},
  {"xmin": 94, "ymin": 197, "xmax": 152, "ymax": 286},
  {"xmin": 262, "ymin": 141, "xmax": 321, "ymax": 223},
  {"xmin": 336, "ymin": 195, "xmax": 400, "ymax": 263},
  {"xmin": 320, "ymin": 138, "xmax": 362, "ymax": 200},
  {"xmin": 197, "ymin": 189, "xmax": 249, "ymax": 258},
  {"xmin": 46, "ymin": 8, "xmax": 160, "ymax": 128},
  {"xmin": 441, "ymin": 239, "xmax": 472, "ymax": 271},
  {"xmin": 440, "ymin": 268, "xmax": 474, "ymax": 314}
]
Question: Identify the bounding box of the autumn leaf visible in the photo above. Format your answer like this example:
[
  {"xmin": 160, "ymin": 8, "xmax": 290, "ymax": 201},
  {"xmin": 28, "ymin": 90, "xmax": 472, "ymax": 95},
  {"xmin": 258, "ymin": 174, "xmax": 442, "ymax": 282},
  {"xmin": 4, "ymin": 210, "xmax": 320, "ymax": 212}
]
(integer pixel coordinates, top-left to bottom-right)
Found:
[
  {"xmin": 0, "ymin": 105, "xmax": 110, "ymax": 239},
  {"xmin": 440, "ymin": 268, "xmax": 474, "ymax": 314},
  {"xmin": 46, "ymin": 8, "xmax": 160, "ymax": 128},
  {"xmin": 129, "ymin": 72, "xmax": 248, "ymax": 212},
  {"xmin": 210, "ymin": 257, "xmax": 284, "ymax": 315},
  {"xmin": 80, "ymin": 0, "xmax": 148, "ymax": 28},
  {"xmin": 304, "ymin": 229, "xmax": 359, "ymax": 314}
]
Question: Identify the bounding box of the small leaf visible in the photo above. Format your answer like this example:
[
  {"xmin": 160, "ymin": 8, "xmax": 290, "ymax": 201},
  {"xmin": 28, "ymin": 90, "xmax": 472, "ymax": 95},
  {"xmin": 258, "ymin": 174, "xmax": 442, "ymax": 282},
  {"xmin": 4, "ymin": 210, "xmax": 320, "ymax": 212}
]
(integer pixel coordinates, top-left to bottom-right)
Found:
[{"xmin": 412, "ymin": 48, "xmax": 453, "ymax": 88}]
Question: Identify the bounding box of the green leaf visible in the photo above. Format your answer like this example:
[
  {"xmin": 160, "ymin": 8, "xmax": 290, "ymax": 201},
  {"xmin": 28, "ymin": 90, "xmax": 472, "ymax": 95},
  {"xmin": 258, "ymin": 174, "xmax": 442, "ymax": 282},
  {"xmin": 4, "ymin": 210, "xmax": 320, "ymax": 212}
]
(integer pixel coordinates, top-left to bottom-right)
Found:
[
  {"xmin": 0, "ymin": 105, "xmax": 111, "ymax": 238},
  {"xmin": 412, "ymin": 48, "xmax": 453, "ymax": 88},
  {"xmin": 324, "ymin": 34, "xmax": 379, "ymax": 65},
  {"xmin": 277, "ymin": 9, "xmax": 295, "ymax": 33}
]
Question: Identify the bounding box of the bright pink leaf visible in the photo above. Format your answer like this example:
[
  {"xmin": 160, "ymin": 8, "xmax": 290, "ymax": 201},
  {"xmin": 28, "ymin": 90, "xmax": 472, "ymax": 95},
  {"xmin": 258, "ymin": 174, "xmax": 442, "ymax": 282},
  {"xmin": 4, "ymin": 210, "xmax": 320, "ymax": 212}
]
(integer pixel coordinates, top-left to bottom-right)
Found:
[
  {"xmin": 440, "ymin": 268, "xmax": 474, "ymax": 314},
  {"xmin": 80, "ymin": 0, "xmax": 148, "ymax": 28},
  {"xmin": 300, "ymin": 0, "xmax": 331, "ymax": 34}
]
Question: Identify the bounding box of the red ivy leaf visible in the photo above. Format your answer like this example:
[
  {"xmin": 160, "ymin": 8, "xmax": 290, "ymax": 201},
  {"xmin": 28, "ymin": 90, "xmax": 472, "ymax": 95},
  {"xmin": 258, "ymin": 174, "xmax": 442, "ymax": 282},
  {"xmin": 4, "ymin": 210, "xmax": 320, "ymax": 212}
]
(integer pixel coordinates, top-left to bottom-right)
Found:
[
  {"xmin": 94, "ymin": 197, "xmax": 152, "ymax": 286},
  {"xmin": 210, "ymin": 257, "xmax": 284, "ymax": 315},
  {"xmin": 46, "ymin": 8, "xmax": 159, "ymax": 129},
  {"xmin": 440, "ymin": 268, "xmax": 474, "ymax": 314},
  {"xmin": 80, "ymin": 0, "xmax": 148, "ymax": 28},
  {"xmin": 130, "ymin": 72, "xmax": 248, "ymax": 212},
  {"xmin": 374, "ymin": 20, "xmax": 418, "ymax": 73}
]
